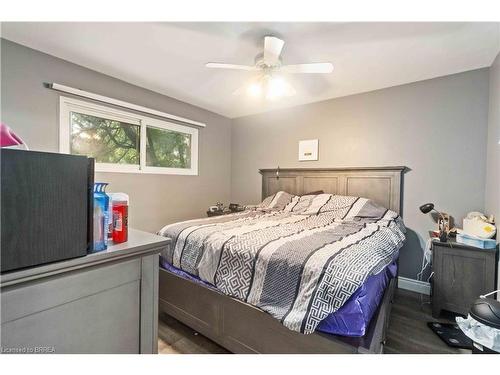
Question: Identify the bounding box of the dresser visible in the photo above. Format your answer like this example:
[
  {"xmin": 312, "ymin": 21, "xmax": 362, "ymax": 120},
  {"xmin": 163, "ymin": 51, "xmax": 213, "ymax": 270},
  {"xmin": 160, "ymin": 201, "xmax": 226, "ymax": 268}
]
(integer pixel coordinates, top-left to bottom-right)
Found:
[
  {"xmin": 1, "ymin": 229, "xmax": 170, "ymax": 354},
  {"xmin": 431, "ymin": 239, "xmax": 498, "ymax": 318}
]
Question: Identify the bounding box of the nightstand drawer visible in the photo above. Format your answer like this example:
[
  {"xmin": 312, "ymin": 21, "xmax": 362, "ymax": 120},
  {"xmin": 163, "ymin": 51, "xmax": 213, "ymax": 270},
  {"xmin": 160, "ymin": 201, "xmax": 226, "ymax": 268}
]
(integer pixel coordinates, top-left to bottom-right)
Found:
[{"xmin": 431, "ymin": 240, "xmax": 498, "ymax": 317}]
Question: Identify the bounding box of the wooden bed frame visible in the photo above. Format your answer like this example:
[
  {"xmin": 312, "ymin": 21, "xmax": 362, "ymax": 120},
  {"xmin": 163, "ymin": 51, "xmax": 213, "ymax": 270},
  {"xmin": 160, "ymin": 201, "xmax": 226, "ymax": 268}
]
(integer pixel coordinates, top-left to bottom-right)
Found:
[{"xmin": 158, "ymin": 166, "xmax": 406, "ymax": 354}]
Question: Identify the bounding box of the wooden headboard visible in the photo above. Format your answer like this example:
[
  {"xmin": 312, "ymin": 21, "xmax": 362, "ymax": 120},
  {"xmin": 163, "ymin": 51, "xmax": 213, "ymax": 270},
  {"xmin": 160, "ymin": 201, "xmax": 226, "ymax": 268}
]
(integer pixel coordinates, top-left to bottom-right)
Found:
[{"xmin": 259, "ymin": 167, "xmax": 406, "ymax": 214}]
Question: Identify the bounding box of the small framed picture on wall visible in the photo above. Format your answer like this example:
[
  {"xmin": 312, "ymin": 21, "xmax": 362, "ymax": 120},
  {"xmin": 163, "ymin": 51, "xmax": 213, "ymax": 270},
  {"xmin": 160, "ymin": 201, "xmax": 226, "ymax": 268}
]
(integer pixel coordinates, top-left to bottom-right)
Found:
[{"xmin": 298, "ymin": 139, "xmax": 319, "ymax": 161}]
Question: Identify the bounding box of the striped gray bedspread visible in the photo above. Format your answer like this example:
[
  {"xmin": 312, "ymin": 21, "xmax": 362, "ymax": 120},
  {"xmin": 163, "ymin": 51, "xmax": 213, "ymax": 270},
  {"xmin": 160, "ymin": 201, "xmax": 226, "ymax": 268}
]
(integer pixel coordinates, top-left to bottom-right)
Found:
[{"xmin": 158, "ymin": 192, "xmax": 406, "ymax": 334}]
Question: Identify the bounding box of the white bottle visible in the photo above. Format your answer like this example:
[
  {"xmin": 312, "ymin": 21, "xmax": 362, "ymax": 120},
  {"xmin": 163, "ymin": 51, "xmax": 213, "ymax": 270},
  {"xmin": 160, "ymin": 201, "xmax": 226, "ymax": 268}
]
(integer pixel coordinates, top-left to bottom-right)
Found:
[{"xmin": 107, "ymin": 193, "xmax": 114, "ymax": 239}]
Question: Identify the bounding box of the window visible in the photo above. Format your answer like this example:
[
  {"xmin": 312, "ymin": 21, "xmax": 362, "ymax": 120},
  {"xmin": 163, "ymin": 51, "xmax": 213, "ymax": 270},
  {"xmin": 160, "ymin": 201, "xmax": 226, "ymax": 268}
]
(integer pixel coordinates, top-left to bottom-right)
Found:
[
  {"xmin": 145, "ymin": 120, "xmax": 193, "ymax": 171},
  {"xmin": 59, "ymin": 97, "xmax": 198, "ymax": 175},
  {"xmin": 70, "ymin": 112, "xmax": 141, "ymax": 166}
]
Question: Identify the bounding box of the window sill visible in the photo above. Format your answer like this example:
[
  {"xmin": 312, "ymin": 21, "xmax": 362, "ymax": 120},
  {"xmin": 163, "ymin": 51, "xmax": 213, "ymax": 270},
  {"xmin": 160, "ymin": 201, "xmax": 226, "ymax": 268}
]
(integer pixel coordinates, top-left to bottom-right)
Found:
[
  {"xmin": 95, "ymin": 165, "xmax": 198, "ymax": 176},
  {"xmin": 95, "ymin": 168, "xmax": 198, "ymax": 176}
]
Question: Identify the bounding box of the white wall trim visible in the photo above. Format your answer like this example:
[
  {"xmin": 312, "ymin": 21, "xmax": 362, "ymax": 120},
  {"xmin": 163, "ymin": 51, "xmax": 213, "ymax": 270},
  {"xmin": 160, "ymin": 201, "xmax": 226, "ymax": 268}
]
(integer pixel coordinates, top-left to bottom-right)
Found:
[
  {"xmin": 398, "ymin": 276, "xmax": 431, "ymax": 295},
  {"xmin": 48, "ymin": 82, "xmax": 206, "ymax": 128}
]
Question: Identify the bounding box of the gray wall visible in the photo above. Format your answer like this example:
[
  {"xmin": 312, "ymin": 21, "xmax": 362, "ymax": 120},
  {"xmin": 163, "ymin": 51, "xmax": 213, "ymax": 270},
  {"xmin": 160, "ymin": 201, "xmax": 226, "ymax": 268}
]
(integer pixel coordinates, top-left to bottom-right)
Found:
[
  {"xmin": 486, "ymin": 52, "xmax": 500, "ymax": 228},
  {"xmin": 485, "ymin": 52, "xmax": 500, "ymax": 295},
  {"xmin": 231, "ymin": 69, "xmax": 490, "ymax": 279},
  {"xmin": 1, "ymin": 38, "xmax": 493, "ymax": 282},
  {"xmin": 0, "ymin": 39, "xmax": 232, "ymax": 232}
]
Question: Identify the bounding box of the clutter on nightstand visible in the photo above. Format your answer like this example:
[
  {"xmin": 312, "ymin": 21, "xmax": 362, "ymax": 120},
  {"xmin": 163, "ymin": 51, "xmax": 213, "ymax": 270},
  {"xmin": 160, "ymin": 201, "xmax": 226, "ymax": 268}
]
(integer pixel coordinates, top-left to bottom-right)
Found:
[
  {"xmin": 207, "ymin": 202, "xmax": 226, "ymax": 216},
  {"xmin": 419, "ymin": 202, "xmax": 450, "ymax": 242},
  {"xmin": 207, "ymin": 202, "xmax": 245, "ymax": 217},
  {"xmin": 457, "ymin": 212, "xmax": 496, "ymax": 249},
  {"xmin": 463, "ymin": 212, "xmax": 496, "ymax": 238},
  {"xmin": 456, "ymin": 233, "xmax": 497, "ymax": 249},
  {"xmin": 229, "ymin": 203, "xmax": 245, "ymax": 212}
]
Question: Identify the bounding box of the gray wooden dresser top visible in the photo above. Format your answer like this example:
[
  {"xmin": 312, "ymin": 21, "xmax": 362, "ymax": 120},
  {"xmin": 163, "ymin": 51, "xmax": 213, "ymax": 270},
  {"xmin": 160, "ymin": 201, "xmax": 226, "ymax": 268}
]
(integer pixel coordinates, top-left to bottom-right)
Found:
[{"xmin": 1, "ymin": 229, "xmax": 170, "ymax": 287}]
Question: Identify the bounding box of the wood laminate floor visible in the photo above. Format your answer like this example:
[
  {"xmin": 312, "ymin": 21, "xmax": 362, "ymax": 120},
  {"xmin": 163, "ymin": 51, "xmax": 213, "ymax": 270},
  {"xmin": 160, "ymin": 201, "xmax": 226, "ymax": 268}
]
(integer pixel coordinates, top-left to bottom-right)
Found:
[{"xmin": 158, "ymin": 288, "xmax": 471, "ymax": 354}]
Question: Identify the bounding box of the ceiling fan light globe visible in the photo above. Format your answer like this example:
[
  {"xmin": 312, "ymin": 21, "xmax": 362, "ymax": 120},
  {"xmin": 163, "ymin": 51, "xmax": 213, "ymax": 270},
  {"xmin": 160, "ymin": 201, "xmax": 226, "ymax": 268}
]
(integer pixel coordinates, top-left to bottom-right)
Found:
[
  {"xmin": 266, "ymin": 76, "xmax": 287, "ymax": 99},
  {"xmin": 265, "ymin": 76, "xmax": 296, "ymax": 100},
  {"xmin": 247, "ymin": 82, "xmax": 262, "ymax": 98}
]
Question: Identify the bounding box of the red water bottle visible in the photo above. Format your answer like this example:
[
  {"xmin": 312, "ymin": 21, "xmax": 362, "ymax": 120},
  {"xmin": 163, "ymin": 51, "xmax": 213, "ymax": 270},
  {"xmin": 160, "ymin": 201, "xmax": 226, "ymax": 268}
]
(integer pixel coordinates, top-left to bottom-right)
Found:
[{"xmin": 111, "ymin": 193, "xmax": 129, "ymax": 243}]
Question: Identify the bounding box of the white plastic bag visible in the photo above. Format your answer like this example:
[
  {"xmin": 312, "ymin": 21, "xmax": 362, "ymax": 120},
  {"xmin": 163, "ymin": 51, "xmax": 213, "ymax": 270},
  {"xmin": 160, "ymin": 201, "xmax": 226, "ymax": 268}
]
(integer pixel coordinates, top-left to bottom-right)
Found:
[{"xmin": 456, "ymin": 315, "xmax": 500, "ymax": 352}]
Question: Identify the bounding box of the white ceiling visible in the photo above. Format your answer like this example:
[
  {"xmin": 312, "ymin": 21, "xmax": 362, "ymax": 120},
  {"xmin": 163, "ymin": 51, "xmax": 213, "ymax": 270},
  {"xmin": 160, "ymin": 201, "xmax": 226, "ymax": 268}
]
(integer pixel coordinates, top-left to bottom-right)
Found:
[{"xmin": 2, "ymin": 22, "xmax": 499, "ymax": 118}]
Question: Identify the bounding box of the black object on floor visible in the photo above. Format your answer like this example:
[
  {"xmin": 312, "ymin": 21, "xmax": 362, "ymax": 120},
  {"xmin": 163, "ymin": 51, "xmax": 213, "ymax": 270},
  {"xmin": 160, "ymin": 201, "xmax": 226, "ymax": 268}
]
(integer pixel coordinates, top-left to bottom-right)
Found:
[{"xmin": 427, "ymin": 322, "xmax": 473, "ymax": 349}]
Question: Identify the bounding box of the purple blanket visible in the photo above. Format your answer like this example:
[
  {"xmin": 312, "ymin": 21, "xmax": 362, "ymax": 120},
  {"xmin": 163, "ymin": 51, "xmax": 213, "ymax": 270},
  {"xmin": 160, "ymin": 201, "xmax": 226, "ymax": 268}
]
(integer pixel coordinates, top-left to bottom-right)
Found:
[
  {"xmin": 317, "ymin": 259, "xmax": 397, "ymax": 336},
  {"xmin": 160, "ymin": 258, "xmax": 397, "ymax": 337}
]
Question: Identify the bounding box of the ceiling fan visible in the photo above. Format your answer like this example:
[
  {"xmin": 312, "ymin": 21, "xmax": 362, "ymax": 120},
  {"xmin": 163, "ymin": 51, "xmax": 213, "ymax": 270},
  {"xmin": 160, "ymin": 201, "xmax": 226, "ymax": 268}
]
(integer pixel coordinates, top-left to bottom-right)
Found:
[{"xmin": 206, "ymin": 36, "xmax": 333, "ymax": 99}]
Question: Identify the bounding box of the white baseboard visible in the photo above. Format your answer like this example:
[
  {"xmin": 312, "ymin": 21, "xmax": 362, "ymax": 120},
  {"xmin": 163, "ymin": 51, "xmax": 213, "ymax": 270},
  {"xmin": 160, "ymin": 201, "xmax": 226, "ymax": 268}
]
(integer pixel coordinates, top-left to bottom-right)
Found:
[{"xmin": 398, "ymin": 276, "xmax": 431, "ymax": 295}]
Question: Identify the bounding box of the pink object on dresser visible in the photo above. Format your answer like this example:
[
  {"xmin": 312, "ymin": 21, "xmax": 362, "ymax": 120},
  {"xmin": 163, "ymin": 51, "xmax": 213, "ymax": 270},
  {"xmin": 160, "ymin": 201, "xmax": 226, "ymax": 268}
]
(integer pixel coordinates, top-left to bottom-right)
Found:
[{"xmin": 1, "ymin": 123, "xmax": 25, "ymax": 148}]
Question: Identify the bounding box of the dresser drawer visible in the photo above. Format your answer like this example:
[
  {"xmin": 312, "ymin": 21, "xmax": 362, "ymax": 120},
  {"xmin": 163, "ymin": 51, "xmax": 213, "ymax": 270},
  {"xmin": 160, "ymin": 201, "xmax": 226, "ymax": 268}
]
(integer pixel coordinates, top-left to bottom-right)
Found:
[
  {"xmin": 2, "ymin": 280, "xmax": 140, "ymax": 353},
  {"xmin": 1, "ymin": 258, "xmax": 142, "ymax": 353},
  {"xmin": 1, "ymin": 258, "xmax": 141, "ymax": 324}
]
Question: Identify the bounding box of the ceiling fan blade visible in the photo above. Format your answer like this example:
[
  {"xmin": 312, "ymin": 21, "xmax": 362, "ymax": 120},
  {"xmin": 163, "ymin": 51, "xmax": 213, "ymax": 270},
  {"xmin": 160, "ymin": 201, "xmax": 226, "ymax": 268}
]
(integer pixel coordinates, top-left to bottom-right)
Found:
[
  {"xmin": 263, "ymin": 36, "xmax": 285, "ymax": 66},
  {"xmin": 206, "ymin": 63, "xmax": 257, "ymax": 71},
  {"xmin": 281, "ymin": 63, "xmax": 334, "ymax": 74}
]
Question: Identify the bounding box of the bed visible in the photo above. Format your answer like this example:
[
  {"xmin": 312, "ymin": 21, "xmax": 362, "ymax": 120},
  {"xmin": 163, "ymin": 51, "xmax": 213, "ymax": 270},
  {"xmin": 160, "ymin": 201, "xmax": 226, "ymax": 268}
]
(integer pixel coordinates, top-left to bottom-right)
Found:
[{"xmin": 158, "ymin": 167, "xmax": 406, "ymax": 353}]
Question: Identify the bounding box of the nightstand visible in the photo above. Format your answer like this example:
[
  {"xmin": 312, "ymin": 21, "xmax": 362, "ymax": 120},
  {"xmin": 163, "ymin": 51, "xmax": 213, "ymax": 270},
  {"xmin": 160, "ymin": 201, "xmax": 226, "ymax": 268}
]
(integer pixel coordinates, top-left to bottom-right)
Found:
[
  {"xmin": 207, "ymin": 207, "xmax": 246, "ymax": 217},
  {"xmin": 206, "ymin": 210, "xmax": 232, "ymax": 217},
  {"xmin": 431, "ymin": 239, "xmax": 498, "ymax": 318}
]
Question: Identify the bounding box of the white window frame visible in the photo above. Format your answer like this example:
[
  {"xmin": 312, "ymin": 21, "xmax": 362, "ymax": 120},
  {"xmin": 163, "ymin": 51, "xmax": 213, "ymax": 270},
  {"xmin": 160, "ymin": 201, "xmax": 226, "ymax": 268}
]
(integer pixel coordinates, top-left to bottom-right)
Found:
[{"xmin": 59, "ymin": 96, "xmax": 199, "ymax": 175}]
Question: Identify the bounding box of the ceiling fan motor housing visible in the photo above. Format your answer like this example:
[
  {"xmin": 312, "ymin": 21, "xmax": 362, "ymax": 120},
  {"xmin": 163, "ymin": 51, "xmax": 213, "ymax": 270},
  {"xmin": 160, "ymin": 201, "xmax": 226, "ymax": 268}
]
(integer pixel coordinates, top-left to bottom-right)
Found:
[{"xmin": 254, "ymin": 52, "xmax": 282, "ymax": 70}]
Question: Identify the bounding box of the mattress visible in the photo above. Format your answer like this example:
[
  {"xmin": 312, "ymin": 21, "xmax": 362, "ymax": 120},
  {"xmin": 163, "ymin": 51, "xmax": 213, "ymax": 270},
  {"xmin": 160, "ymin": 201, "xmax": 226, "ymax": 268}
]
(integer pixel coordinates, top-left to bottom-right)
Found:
[
  {"xmin": 158, "ymin": 191, "xmax": 405, "ymax": 334},
  {"xmin": 160, "ymin": 256, "xmax": 397, "ymax": 337}
]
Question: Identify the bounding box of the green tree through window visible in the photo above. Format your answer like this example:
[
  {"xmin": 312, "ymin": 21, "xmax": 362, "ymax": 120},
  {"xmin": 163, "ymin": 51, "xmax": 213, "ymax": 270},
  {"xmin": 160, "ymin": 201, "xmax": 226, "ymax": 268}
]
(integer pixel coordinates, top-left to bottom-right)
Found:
[
  {"xmin": 70, "ymin": 112, "xmax": 140, "ymax": 164},
  {"xmin": 70, "ymin": 112, "xmax": 192, "ymax": 169},
  {"xmin": 146, "ymin": 126, "xmax": 191, "ymax": 168}
]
